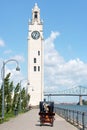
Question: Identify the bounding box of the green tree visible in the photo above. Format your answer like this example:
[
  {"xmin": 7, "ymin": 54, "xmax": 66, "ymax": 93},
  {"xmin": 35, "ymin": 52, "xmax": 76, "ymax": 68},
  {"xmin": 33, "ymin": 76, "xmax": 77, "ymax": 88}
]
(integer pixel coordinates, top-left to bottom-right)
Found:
[
  {"xmin": 82, "ymin": 100, "xmax": 87, "ymax": 105},
  {"xmin": 21, "ymin": 87, "xmax": 30, "ymax": 110},
  {"xmin": 0, "ymin": 74, "xmax": 30, "ymax": 116},
  {"xmin": 4, "ymin": 73, "xmax": 14, "ymax": 113},
  {"xmin": 0, "ymin": 87, "xmax": 2, "ymax": 115},
  {"xmin": 12, "ymin": 83, "xmax": 20, "ymax": 111}
]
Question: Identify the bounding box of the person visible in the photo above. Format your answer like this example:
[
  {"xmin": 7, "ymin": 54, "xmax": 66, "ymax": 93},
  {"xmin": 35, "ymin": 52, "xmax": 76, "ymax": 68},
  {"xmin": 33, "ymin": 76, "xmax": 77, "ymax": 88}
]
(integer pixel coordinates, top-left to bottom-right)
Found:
[
  {"xmin": 29, "ymin": 104, "xmax": 32, "ymax": 110},
  {"xmin": 43, "ymin": 103, "xmax": 49, "ymax": 113}
]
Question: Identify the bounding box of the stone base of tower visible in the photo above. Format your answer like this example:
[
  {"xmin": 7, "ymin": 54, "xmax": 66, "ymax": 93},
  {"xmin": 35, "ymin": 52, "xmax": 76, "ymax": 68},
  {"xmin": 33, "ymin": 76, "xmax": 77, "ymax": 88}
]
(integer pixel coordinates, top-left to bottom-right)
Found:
[{"xmin": 28, "ymin": 91, "xmax": 43, "ymax": 107}]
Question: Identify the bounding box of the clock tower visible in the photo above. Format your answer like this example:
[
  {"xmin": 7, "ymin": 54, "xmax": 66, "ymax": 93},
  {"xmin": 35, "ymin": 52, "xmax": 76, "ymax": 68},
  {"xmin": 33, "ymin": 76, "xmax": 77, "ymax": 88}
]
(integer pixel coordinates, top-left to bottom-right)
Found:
[{"xmin": 28, "ymin": 3, "xmax": 44, "ymax": 106}]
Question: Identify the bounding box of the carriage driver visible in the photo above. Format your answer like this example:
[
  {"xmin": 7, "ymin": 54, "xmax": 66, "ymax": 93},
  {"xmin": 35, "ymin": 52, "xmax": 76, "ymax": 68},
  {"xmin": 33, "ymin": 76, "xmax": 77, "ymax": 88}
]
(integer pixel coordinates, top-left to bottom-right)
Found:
[{"xmin": 43, "ymin": 103, "xmax": 50, "ymax": 113}]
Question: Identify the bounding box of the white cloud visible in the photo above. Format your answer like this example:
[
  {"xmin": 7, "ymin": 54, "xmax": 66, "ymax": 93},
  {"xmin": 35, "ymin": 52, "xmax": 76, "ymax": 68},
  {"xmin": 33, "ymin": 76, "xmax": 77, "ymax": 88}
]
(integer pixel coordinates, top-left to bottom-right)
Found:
[
  {"xmin": 4, "ymin": 50, "xmax": 12, "ymax": 54},
  {"xmin": 0, "ymin": 55, "xmax": 25, "ymax": 86},
  {"xmin": 10, "ymin": 55, "xmax": 25, "ymax": 62},
  {"xmin": 0, "ymin": 39, "xmax": 5, "ymax": 47},
  {"xmin": 44, "ymin": 31, "xmax": 64, "ymax": 67},
  {"xmin": 44, "ymin": 31, "xmax": 87, "ymax": 94},
  {"xmin": 4, "ymin": 67, "xmax": 24, "ymax": 85},
  {"xmin": 10, "ymin": 69, "xmax": 24, "ymax": 84},
  {"xmin": 0, "ymin": 66, "xmax": 24, "ymax": 89}
]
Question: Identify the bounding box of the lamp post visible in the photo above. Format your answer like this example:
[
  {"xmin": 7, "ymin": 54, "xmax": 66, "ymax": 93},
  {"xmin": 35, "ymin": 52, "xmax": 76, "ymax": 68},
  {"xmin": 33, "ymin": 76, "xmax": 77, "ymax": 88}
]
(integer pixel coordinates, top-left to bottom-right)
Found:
[
  {"xmin": 1, "ymin": 59, "xmax": 20, "ymax": 119},
  {"xmin": 19, "ymin": 79, "xmax": 30, "ymax": 112}
]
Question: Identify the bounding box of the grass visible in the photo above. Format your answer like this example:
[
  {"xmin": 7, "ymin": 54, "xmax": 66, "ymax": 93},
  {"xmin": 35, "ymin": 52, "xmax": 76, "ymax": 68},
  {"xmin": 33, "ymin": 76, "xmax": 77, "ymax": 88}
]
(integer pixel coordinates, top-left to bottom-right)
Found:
[
  {"xmin": 5, "ymin": 112, "xmax": 15, "ymax": 121},
  {"xmin": 0, "ymin": 111, "xmax": 17, "ymax": 123},
  {"xmin": 0, "ymin": 109, "xmax": 29, "ymax": 124}
]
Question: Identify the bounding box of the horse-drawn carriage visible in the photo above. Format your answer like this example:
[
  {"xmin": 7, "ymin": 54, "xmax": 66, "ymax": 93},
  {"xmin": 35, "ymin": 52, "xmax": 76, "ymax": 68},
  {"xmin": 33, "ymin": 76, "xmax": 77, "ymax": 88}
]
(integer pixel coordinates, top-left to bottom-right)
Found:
[{"xmin": 39, "ymin": 101, "xmax": 55, "ymax": 126}]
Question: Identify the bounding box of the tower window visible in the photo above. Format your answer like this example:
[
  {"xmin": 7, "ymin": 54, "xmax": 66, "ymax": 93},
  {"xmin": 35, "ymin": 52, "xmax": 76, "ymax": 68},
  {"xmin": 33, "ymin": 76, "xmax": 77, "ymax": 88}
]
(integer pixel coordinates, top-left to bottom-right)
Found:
[
  {"xmin": 34, "ymin": 66, "xmax": 36, "ymax": 71},
  {"xmin": 38, "ymin": 51, "xmax": 40, "ymax": 56},
  {"xmin": 34, "ymin": 58, "xmax": 36, "ymax": 63},
  {"xmin": 38, "ymin": 66, "xmax": 40, "ymax": 71},
  {"xmin": 34, "ymin": 11, "xmax": 38, "ymax": 19}
]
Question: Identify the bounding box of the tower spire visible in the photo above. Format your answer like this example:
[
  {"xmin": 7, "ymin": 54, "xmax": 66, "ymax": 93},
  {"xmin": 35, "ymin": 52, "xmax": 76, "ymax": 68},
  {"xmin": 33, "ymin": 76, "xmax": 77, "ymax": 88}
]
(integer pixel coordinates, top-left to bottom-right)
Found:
[
  {"xmin": 31, "ymin": 3, "xmax": 41, "ymax": 24},
  {"xmin": 35, "ymin": 3, "xmax": 38, "ymax": 7}
]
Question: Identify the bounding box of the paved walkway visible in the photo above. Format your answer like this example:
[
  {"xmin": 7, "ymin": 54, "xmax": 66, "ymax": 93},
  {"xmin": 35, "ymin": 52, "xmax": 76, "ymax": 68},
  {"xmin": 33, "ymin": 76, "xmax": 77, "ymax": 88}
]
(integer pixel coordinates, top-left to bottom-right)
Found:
[{"xmin": 0, "ymin": 109, "xmax": 78, "ymax": 130}]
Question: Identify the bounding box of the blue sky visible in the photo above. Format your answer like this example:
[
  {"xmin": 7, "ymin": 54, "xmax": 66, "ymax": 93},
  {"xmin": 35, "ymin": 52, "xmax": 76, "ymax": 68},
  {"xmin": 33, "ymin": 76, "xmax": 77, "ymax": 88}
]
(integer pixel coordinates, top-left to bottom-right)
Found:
[{"xmin": 0, "ymin": 0, "xmax": 87, "ymax": 103}]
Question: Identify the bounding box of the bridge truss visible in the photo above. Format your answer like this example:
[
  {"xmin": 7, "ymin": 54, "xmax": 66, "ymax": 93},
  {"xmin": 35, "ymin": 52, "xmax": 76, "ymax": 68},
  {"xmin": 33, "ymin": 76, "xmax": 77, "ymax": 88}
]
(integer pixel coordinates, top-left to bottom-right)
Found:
[{"xmin": 44, "ymin": 86, "xmax": 87, "ymax": 96}]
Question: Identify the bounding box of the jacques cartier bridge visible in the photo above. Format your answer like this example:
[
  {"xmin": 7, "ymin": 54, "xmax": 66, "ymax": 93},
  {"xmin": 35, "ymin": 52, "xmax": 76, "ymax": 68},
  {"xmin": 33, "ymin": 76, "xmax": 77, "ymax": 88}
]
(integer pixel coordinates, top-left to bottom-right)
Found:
[{"xmin": 44, "ymin": 86, "xmax": 87, "ymax": 105}]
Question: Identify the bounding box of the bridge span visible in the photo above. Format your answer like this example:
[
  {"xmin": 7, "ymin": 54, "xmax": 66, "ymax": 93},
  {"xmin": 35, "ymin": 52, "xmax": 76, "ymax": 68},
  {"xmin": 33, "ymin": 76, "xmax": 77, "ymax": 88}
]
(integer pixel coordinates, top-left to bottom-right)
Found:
[{"xmin": 44, "ymin": 86, "xmax": 87, "ymax": 105}]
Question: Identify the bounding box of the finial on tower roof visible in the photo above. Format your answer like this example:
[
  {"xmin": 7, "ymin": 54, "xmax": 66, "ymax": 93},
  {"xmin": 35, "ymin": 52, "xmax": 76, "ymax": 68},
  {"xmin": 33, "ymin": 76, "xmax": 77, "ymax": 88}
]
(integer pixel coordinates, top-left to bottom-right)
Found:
[
  {"xmin": 32, "ymin": 3, "xmax": 39, "ymax": 11},
  {"xmin": 34, "ymin": 3, "xmax": 38, "ymax": 8},
  {"xmin": 35, "ymin": 3, "xmax": 37, "ymax": 6}
]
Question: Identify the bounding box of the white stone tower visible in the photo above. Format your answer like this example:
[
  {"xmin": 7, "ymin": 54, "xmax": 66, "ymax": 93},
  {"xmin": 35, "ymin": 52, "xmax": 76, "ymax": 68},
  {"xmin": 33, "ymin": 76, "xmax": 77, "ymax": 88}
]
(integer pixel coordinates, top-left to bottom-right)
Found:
[{"xmin": 28, "ymin": 3, "xmax": 44, "ymax": 106}]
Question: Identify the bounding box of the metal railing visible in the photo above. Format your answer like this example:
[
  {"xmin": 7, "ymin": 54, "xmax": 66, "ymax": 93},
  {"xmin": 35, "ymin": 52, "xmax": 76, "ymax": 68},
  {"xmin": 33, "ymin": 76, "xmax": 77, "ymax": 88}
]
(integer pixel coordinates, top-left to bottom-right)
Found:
[{"xmin": 55, "ymin": 107, "xmax": 87, "ymax": 130}]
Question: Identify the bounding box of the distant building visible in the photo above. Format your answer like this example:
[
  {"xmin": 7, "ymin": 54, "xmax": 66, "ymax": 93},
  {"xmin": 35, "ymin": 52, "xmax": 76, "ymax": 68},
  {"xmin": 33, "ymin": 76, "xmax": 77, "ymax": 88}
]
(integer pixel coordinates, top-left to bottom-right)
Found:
[{"xmin": 27, "ymin": 3, "xmax": 44, "ymax": 106}]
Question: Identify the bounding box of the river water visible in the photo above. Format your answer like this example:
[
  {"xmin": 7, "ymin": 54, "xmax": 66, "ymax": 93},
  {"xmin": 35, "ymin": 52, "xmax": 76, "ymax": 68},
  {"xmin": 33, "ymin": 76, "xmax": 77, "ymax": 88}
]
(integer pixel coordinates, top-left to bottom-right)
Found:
[
  {"xmin": 55, "ymin": 104, "xmax": 87, "ymax": 129},
  {"xmin": 55, "ymin": 104, "xmax": 87, "ymax": 112}
]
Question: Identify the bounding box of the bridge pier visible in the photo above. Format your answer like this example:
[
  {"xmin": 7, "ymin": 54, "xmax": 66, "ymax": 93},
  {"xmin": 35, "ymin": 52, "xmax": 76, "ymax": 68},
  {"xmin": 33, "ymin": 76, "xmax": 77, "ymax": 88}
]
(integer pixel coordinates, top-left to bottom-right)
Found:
[
  {"xmin": 48, "ymin": 95, "xmax": 51, "ymax": 101},
  {"xmin": 79, "ymin": 95, "xmax": 83, "ymax": 105}
]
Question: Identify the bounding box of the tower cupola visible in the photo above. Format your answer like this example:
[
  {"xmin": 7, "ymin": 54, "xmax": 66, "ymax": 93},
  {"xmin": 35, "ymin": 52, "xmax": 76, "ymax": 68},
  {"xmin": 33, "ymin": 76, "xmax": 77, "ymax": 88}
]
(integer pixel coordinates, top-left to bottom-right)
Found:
[{"xmin": 32, "ymin": 3, "xmax": 41, "ymax": 24}]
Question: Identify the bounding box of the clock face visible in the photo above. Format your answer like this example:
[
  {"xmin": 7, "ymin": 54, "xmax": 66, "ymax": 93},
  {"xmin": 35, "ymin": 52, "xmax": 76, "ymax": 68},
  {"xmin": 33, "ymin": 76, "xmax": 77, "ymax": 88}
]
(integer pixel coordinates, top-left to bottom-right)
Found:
[{"xmin": 31, "ymin": 31, "xmax": 40, "ymax": 40}]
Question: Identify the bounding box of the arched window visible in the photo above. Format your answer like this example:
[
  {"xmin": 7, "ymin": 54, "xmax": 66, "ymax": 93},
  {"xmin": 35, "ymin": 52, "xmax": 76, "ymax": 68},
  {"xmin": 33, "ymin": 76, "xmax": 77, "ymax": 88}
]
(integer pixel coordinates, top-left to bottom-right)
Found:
[{"xmin": 34, "ymin": 11, "xmax": 38, "ymax": 19}]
